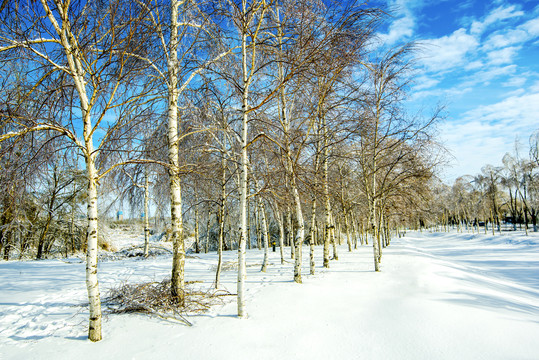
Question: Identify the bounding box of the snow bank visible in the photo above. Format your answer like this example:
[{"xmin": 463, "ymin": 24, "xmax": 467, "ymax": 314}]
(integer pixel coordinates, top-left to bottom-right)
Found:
[{"xmin": 1, "ymin": 230, "xmax": 538, "ymax": 360}]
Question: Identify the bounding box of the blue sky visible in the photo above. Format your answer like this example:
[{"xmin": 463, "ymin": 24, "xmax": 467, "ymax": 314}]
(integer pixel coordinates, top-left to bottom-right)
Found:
[{"xmin": 377, "ymin": 0, "xmax": 539, "ymax": 183}]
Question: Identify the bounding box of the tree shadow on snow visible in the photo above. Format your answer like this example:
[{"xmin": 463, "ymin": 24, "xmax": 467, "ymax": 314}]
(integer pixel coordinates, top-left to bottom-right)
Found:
[{"xmin": 439, "ymin": 274, "xmax": 539, "ymax": 322}]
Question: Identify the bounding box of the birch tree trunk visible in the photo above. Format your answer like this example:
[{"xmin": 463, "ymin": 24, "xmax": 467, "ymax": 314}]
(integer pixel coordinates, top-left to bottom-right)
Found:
[
  {"xmin": 215, "ymin": 209, "xmax": 224, "ymax": 288},
  {"xmin": 322, "ymin": 113, "xmax": 332, "ymax": 268},
  {"xmin": 259, "ymin": 199, "xmax": 270, "ymax": 272},
  {"xmin": 255, "ymin": 205, "xmax": 261, "ymax": 250},
  {"xmin": 345, "ymin": 214, "xmax": 352, "ymax": 252},
  {"xmin": 276, "ymin": 15, "xmax": 304, "ymax": 282},
  {"xmin": 361, "ymin": 222, "xmax": 366, "ymax": 245},
  {"xmin": 275, "ymin": 206, "xmax": 285, "ymax": 265},
  {"xmin": 247, "ymin": 198, "xmax": 252, "ymax": 250},
  {"xmin": 215, "ymin": 135, "xmax": 227, "ymax": 288},
  {"xmin": 143, "ymin": 169, "xmax": 150, "ymax": 257},
  {"xmin": 292, "ymin": 184, "xmax": 304, "ymax": 283},
  {"xmin": 205, "ymin": 209, "xmax": 211, "ymax": 253},
  {"xmin": 371, "ymin": 195, "xmax": 380, "ymax": 271},
  {"xmin": 352, "ymin": 217, "xmax": 358, "ymax": 249},
  {"xmin": 237, "ymin": 0, "xmax": 249, "ymax": 316},
  {"xmin": 71, "ymin": 184, "xmax": 76, "ymax": 253},
  {"xmin": 287, "ymin": 210, "xmax": 295, "ymax": 259},
  {"xmin": 309, "ymin": 199, "xmax": 317, "ymax": 275},
  {"xmin": 331, "ymin": 214, "xmax": 339, "ymax": 261},
  {"xmin": 490, "ymin": 208, "xmax": 495, "ymax": 236},
  {"xmin": 85, "ymin": 152, "xmax": 102, "ymax": 341},
  {"xmin": 168, "ymin": 0, "xmax": 186, "ymax": 302},
  {"xmin": 215, "ymin": 184, "xmax": 225, "ymax": 288},
  {"xmin": 194, "ymin": 195, "xmax": 200, "ymax": 253},
  {"xmin": 47, "ymin": 0, "xmax": 103, "ymax": 338}
]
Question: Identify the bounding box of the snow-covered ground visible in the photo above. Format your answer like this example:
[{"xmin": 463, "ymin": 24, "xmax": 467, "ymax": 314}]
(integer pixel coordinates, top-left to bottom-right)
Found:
[{"xmin": 1, "ymin": 230, "xmax": 539, "ymax": 360}]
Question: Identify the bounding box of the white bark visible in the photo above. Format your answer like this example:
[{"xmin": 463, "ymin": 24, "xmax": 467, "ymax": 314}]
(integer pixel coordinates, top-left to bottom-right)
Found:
[
  {"xmin": 215, "ymin": 173, "xmax": 226, "ymax": 288},
  {"xmin": 322, "ymin": 114, "xmax": 332, "ymax": 268},
  {"xmin": 331, "ymin": 214, "xmax": 339, "ymax": 261},
  {"xmin": 85, "ymin": 154, "xmax": 102, "ymax": 342},
  {"xmin": 371, "ymin": 197, "xmax": 380, "ymax": 272},
  {"xmin": 215, "ymin": 208, "xmax": 224, "ymax": 288},
  {"xmin": 309, "ymin": 199, "xmax": 317, "ymax": 275},
  {"xmin": 39, "ymin": 0, "xmax": 104, "ymax": 340},
  {"xmin": 259, "ymin": 199, "xmax": 270, "ymax": 272},
  {"xmin": 237, "ymin": 0, "xmax": 249, "ymax": 317},
  {"xmin": 275, "ymin": 206, "xmax": 285, "ymax": 265},
  {"xmin": 255, "ymin": 205, "xmax": 262, "ymax": 250},
  {"xmin": 205, "ymin": 210, "xmax": 211, "ymax": 253},
  {"xmin": 345, "ymin": 214, "xmax": 352, "ymax": 252},
  {"xmin": 352, "ymin": 217, "xmax": 359, "ymax": 248},
  {"xmin": 143, "ymin": 169, "xmax": 150, "ymax": 257},
  {"xmin": 168, "ymin": 0, "xmax": 186, "ymax": 301},
  {"xmin": 287, "ymin": 210, "xmax": 295, "ymax": 259},
  {"xmin": 194, "ymin": 196, "xmax": 200, "ymax": 253},
  {"xmin": 275, "ymin": 12, "xmax": 304, "ymax": 282},
  {"xmin": 292, "ymin": 184, "xmax": 304, "ymax": 283}
]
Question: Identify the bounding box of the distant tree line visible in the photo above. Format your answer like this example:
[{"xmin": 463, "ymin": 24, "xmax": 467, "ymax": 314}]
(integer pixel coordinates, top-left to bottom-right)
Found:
[{"xmin": 421, "ymin": 137, "xmax": 539, "ymax": 234}]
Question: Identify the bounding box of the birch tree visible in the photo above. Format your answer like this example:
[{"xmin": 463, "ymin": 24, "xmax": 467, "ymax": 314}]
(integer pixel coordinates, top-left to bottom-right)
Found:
[
  {"xmin": 358, "ymin": 45, "xmax": 421, "ymax": 271},
  {"xmin": 0, "ymin": 0, "xmax": 155, "ymax": 341},
  {"xmin": 125, "ymin": 0, "xmax": 240, "ymax": 301}
]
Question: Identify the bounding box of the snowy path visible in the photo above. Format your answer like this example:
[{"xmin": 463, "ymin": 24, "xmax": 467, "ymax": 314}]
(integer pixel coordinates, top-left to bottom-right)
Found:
[{"xmin": 1, "ymin": 231, "xmax": 539, "ymax": 359}]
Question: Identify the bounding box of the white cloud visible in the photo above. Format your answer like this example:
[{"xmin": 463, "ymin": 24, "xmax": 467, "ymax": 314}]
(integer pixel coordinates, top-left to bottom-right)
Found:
[
  {"xmin": 413, "ymin": 75, "xmax": 440, "ymax": 91},
  {"xmin": 461, "ymin": 92, "xmax": 539, "ymax": 133},
  {"xmin": 521, "ymin": 17, "xmax": 539, "ymax": 36},
  {"xmin": 449, "ymin": 64, "xmax": 516, "ymax": 90},
  {"xmin": 482, "ymin": 15, "xmax": 539, "ymax": 52},
  {"xmin": 379, "ymin": 16, "xmax": 415, "ymax": 46},
  {"xmin": 442, "ymin": 120, "xmax": 508, "ymax": 179},
  {"xmin": 503, "ymin": 88, "xmax": 526, "ymax": 97},
  {"xmin": 530, "ymin": 80, "xmax": 539, "ymax": 92},
  {"xmin": 486, "ymin": 46, "xmax": 520, "ymax": 65},
  {"xmin": 470, "ymin": 5, "xmax": 524, "ymax": 35},
  {"xmin": 421, "ymin": 29, "xmax": 479, "ymax": 72},
  {"xmin": 464, "ymin": 60, "xmax": 484, "ymax": 70},
  {"xmin": 503, "ymin": 76, "xmax": 527, "ymax": 87},
  {"xmin": 403, "ymin": 3, "xmax": 539, "ymax": 182},
  {"xmin": 420, "ymin": 6, "xmax": 536, "ymax": 76},
  {"xmin": 410, "ymin": 85, "xmax": 473, "ymax": 102},
  {"xmin": 441, "ymin": 91, "xmax": 539, "ymax": 179},
  {"xmin": 483, "ymin": 29, "xmax": 528, "ymax": 49},
  {"xmin": 377, "ymin": 0, "xmax": 422, "ymax": 46}
]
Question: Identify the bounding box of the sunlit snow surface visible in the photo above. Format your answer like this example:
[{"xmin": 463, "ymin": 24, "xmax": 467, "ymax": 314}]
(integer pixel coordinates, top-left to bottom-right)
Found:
[{"xmin": 1, "ymin": 230, "xmax": 539, "ymax": 360}]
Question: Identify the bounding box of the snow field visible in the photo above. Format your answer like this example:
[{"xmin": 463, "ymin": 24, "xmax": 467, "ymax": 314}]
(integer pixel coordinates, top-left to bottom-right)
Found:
[{"xmin": 1, "ymin": 230, "xmax": 539, "ymax": 359}]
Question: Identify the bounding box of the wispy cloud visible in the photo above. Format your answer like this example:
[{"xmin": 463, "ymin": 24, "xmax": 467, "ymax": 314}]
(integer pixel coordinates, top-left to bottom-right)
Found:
[
  {"xmin": 469, "ymin": 5, "xmax": 524, "ymax": 35},
  {"xmin": 461, "ymin": 92, "xmax": 539, "ymax": 130},
  {"xmin": 413, "ymin": 75, "xmax": 440, "ymax": 91},
  {"xmin": 381, "ymin": 1, "xmax": 539, "ymax": 181},
  {"xmin": 420, "ymin": 29, "xmax": 479, "ymax": 72},
  {"xmin": 486, "ymin": 46, "xmax": 520, "ymax": 65},
  {"xmin": 420, "ymin": 5, "xmax": 538, "ymax": 75},
  {"xmin": 502, "ymin": 76, "xmax": 527, "ymax": 88},
  {"xmin": 443, "ymin": 90, "xmax": 539, "ymax": 178},
  {"xmin": 461, "ymin": 65, "xmax": 517, "ymax": 87},
  {"xmin": 377, "ymin": 0, "xmax": 429, "ymax": 46},
  {"xmin": 482, "ymin": 14, "xmax": 539, "ymax": 52},
  {"xmin": 379, "ymin": 16, "xmax": 415, "ymax": 46}
]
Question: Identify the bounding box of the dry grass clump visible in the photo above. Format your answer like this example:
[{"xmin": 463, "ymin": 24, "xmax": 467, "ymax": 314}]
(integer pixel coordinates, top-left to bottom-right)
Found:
[{"xmin": 104, "ymin": 279, "xmax": 233, "ymax": 326}]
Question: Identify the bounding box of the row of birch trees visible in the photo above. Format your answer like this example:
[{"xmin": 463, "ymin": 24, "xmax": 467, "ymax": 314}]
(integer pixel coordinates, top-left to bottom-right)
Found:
[{"xmin": 0, "ymin": 0, "xmax": 442, "ymax": 341}]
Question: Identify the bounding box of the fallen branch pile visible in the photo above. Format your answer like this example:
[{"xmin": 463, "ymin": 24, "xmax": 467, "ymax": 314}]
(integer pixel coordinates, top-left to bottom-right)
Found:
[{"xmin": 103, "ymin": 279, "xmax": 234, "ymax": 326}]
